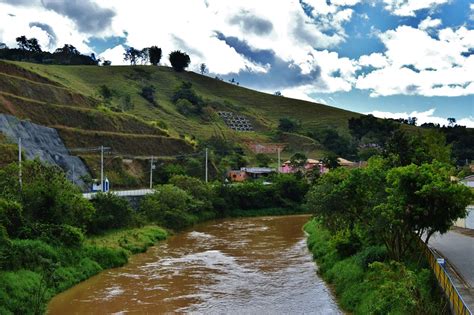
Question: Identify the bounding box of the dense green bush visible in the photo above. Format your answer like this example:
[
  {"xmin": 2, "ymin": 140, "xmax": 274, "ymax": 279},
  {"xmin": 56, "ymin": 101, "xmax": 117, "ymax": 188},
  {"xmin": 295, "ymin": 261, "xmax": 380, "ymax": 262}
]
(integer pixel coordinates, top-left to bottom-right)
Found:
[
  {"xmin": 171, "ymin": 82, "xmax": 202, "ymax": 107},
  {"xmin": 89, "ymin": 193, "xmax": 135, "ymax": 234},
  {"xmin": 305, "ymin": 220, "xmax": 448, "ymax": 314},
  {"xmin": 7, "ymin": 239, "xmax": 58, "ymax": 271},
  {"xmin": 140, "ymin": 184, "xmax": 198, "ymax": 229},
  {"xmin": 0, "ymin": 161, "xmax": 95, "ymax": 230},
  {"xmin": 19, "ymin": 223, "xmax": 84, "ymax": 248},
  {"xmin": 216, "ymin": 175, "xmax": 308, "ymax": 213},
  {"xmin": 0, "ymin": 199, "xmax": 23, "ymax": 237},
  {"xmin": 169, "ymin": 175, "xmax": 215, "ymax": 212}
]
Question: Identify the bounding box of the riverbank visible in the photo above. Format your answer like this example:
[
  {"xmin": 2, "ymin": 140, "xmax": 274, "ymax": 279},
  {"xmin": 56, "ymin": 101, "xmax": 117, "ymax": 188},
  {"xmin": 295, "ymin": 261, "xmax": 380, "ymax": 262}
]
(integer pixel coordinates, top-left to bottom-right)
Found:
[
  {"xmin": 0, "ymin": 225, "xmax": 168, "ymax": 315},
  {"xmin": 48, "ymin": 215, "xmax": 341, "ymax": 314},
  {"xmin": 1, "ymin": 206, "xmax": 307, "ymax": 315},
  {"xmin": 304, "ymin": 219, "xmax": 449, "ymax": 314}
]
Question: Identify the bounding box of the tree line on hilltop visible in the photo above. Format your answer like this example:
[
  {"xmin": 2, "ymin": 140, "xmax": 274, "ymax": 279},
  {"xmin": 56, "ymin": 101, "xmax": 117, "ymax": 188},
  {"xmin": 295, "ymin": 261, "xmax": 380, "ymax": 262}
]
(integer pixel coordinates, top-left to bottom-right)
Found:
[{"xmin": 0, "ymin": 35, "xmax": 200, "ymax": 73}]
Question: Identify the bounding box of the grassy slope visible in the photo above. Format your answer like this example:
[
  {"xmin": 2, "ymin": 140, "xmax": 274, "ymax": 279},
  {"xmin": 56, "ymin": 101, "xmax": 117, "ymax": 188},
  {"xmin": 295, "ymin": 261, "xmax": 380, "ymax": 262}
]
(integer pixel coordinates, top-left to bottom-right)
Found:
[
  {"xmin": 0, "ymin": 60, "xmax": 362, "ymax": 184},
  {"xmin": 9, "ymin": 62, "xmax": 359, "ymax": 147}
]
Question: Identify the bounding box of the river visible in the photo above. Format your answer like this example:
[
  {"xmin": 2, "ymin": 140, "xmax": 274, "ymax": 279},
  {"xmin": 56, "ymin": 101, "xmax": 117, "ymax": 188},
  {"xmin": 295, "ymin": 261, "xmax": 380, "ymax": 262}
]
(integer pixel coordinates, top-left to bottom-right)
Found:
[{"xmin": 48, "ymin": 215, "xmax": 341, "ymax": 314}]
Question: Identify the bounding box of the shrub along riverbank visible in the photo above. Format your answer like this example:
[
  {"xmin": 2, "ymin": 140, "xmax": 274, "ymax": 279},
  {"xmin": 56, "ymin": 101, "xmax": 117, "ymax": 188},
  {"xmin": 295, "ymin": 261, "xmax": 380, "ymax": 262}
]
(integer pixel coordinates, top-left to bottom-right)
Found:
[
  {"xmin": 0, "ymin": 160, "xmax": 309, "ymax": 314},
  {"xmin": 305, "ymin": 220, "xmax": 449, "ymax": 314},
  {"xmin": 303, "ymin": 150, "xmax": 472, "ymax": 314}
]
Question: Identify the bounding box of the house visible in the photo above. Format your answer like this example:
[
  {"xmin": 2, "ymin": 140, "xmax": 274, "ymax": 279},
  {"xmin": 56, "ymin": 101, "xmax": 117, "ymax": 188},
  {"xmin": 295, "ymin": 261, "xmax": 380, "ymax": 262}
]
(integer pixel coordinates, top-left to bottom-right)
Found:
[
  {"xmin": 228, "ymin": 167, "xmax": 275, "ymax": 182},
  {"xmin": 460, "ymin": 175, "xmax": 474, "ymax": 188},
  {"xmin": 454, "ymin": 205, "xmax": 474, "ymax": 230},
  {"xmin": 280, "ymin": 159, "xmax": 326, "ymax": 174},
  {"xmin": 228, "ymin": 170, "xmax": 248, "ymax": 182}
]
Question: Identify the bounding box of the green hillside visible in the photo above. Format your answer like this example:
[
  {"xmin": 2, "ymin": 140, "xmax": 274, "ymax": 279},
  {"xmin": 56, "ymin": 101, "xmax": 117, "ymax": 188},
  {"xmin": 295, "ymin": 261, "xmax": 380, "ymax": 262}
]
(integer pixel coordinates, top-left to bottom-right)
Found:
[{"xmin": 0, "ymin": 60, "xmax": 361, "ymax": 186}]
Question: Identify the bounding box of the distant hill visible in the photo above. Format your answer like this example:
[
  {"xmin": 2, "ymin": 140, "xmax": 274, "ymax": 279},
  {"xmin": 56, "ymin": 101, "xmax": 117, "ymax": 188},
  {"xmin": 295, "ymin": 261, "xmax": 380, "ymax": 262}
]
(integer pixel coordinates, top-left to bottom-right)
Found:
[{"xmin": 0, "ymin": 60, "xmax": 360, "ymax": 187}]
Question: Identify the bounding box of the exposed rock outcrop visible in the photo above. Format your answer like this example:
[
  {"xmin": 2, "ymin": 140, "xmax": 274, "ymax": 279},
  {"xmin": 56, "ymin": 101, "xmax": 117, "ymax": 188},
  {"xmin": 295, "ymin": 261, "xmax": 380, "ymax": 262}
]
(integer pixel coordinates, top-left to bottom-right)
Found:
[{"xmin": 0, "ymin": 114, "xmax": 89, "ymax": 189}]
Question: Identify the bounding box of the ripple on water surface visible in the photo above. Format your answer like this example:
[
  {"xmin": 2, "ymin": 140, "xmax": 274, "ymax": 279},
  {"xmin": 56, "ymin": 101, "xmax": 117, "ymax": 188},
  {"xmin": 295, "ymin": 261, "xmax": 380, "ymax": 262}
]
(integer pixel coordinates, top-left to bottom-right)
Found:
[{"xmin": 48, "ymin": 215, "xmax": 341, "ymax": 314}]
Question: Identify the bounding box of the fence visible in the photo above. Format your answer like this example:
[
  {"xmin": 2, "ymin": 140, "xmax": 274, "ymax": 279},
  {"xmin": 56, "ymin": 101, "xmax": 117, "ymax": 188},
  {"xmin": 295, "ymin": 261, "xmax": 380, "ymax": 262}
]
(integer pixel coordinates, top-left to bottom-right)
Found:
[
  {"xmin": 82, "ymin": 188, "xmax": 154, "ymax": 200},
  {"xmin": 419, "ymin": 239, "xmax": 472, "ymax": 315}
]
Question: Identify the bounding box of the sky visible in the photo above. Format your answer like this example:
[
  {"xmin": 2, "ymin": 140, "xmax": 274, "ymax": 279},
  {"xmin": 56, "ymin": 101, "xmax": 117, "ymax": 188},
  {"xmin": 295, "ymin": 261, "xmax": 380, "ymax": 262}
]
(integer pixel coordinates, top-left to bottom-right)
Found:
[{"xmin": 0, "ymin": 0, "xmax": 473, "ymax": 127}]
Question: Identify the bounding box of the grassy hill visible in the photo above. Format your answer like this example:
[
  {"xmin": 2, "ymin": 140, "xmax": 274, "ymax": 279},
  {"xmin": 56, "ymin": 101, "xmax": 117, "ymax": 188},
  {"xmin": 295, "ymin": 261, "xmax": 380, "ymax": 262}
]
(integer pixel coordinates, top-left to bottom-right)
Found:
[{"xmin": 0, "ymin": 60, "xmax": 360, "ymax": 186}]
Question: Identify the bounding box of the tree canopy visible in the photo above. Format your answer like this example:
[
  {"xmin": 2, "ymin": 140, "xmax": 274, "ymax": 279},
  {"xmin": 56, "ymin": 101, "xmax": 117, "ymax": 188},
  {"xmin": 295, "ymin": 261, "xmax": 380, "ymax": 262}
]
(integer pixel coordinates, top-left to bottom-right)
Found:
[
  {"xmin": 148, "ymin": 46, "xmax": 162, "ymax": 65},
  {"xmin": 169, "ymin": 50, "xmax": 191, "ymax": 72}
]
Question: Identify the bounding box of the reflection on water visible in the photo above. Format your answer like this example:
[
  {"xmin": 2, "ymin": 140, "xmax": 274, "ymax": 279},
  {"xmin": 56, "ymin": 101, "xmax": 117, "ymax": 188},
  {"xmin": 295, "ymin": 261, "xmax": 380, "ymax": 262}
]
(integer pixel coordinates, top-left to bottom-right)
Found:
[{"xmin": 48, "ymin": 215, "xmax": 341, "ymax": 314}]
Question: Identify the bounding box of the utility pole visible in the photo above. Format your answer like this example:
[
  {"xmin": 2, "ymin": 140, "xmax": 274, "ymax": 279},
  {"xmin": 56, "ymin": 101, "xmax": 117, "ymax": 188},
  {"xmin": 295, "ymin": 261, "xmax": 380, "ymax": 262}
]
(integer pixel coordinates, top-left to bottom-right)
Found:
[
  {"xmin": 277, "ymin": 147, "xmax": 281, "ymax": 173},
  {"xmin": 100, "ymin": 145, "xmax": 104, "ymax": 192},
  {"xmin": 149, "ymin": 156, "xmax": 154, "ymax": 189},
  {"xmin": 205, "ymin": 148, "xmax": 208, "ymax": 183},
  {"xmin": 18, "ymin": 137, "xmax": 22, "ymax": 191}
]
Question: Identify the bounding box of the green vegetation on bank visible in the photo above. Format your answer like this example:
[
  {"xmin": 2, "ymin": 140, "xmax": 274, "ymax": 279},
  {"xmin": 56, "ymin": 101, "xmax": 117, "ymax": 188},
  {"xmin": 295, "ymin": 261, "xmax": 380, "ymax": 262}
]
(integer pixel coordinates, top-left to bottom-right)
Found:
[
  {"xmin": 0, "ymin": 158, "xmax": 309, "ymax": 314},
  {"xmin": 0, "ymin": 160, "xmax": 170, "ymax": 314},
  {"xmin": 305, "ymin": 220, "xmax": 448, "ymax": 314},
  {"xmin": 303, "ymin": 130, "xmax": 473, "ymax": 314}
]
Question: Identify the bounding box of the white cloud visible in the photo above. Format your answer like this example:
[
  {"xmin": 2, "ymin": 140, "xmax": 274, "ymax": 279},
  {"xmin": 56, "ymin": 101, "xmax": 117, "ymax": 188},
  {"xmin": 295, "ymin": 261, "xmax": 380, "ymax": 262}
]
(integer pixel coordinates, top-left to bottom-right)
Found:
[
  {"xmin": 356, "ymin": 25, "xmax": 474, "ymax": 97},
  {"xmin": 383, "ymin": 0, "xmax": 450, "ymax": 16},
  {"xmin": 366, "ymin": 108, "xmax": 474, "ymax": 127},
  {"xmin": 0, "ymin": 3, "xmax": 93, "ymax": 53},
  {"xmin": 418, "ymin": 17, "xmax": 442, "ymax": 31},
  {"xmin": 358, "ymin": 52, "xmax": 389, "ymax": 69},
  {"xmin": 97, "ymin": 44, "xmax": 125, "ymax": 65},
  {"xmin": 278, "ymin": 84, "xmax": 318, "ymax": 102}
]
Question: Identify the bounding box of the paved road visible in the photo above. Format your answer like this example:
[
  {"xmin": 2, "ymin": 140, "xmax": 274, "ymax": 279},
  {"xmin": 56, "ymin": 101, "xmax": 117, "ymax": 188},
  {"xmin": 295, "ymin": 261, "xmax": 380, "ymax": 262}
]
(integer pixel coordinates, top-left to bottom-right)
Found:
[{"xmin": 430, "ymin": 229, "xmax": 474, "ymax": 287}]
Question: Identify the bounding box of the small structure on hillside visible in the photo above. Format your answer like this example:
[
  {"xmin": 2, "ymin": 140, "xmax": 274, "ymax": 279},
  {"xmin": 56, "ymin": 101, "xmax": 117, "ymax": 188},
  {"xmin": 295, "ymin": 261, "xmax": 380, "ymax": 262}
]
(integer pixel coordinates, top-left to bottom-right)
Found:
[
  {"xmin": 228, "ymin": 167, "xmax": 275, "ymax": 182},
  {"xmin": 218, "ymin": 111, "xmax": 253, "ymax": 131}
]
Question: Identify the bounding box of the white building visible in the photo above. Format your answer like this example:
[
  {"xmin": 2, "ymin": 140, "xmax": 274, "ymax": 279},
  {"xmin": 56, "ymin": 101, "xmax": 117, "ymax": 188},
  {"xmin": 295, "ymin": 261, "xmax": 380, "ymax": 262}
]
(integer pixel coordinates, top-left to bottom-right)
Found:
[{"xmin": 460, "ymin": 175, "xmax": 474, "ymax": 188}]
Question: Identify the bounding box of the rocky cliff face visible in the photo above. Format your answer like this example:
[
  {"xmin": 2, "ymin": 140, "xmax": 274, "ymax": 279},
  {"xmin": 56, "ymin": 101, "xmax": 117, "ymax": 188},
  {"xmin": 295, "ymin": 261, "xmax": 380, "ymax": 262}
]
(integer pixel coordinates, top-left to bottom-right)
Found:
[{"xmin": 0, "ymin": 114, "xmax": 90, "ymax": 190}]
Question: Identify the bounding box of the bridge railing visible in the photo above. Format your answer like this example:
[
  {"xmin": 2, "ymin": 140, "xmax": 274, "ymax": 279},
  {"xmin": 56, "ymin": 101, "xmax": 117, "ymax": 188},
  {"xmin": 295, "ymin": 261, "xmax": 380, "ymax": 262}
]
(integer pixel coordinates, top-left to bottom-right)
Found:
[
  {"xmin": 419, "ymin": 238, "xmax": 472, "ymax": 315},
  {"xmin": 82, "ymin": 189, "xmax": 154, "ymax": 200}
]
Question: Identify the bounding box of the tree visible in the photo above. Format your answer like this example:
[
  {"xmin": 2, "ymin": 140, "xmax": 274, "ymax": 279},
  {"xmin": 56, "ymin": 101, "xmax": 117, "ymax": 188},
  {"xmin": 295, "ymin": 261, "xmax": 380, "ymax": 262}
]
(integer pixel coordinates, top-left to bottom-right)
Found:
[
  {"xmin": 200, "ymin": 63, "xmax": 207, "ymax": 75},
  {"xmin": 139, "ymin": 184, "xmax": 197, "ymax": 229},
  {"xmin": 140, "ymin": 86, "xmax": 156, "ymax": 105},
  {"xmin": 407, "ymin": 116, "xmax": 417, "ymax": 126},
  {"xmin": 375, "ymin": 162, "xmax": 472, "ymax": 260},
  {"xmin": 88, "ymin": 193, "xmax": 134, "ymax": 234},
  {"xmin": 274, "ymin": 91, "xmax": 282, "ymax": 96},
  {"xmin": 255, "ymin": 153, "xmax": 272, "ymax": 167},
  {"xmin": 16, "ymin": 36, "xmax": 41, "ymax": 52},
  {"xmin": 385, "ymin": 130, "xmax": 451, "ymax": 167},
  {"xmin": 0, "ymin": 160, "xmax": 94, "ymax": 230},
  {"xmin": 0, "ymin": 43, "xmax": 8, "ymax": 50},
  {"xmin": 148, "ymin": 46, "xmax": 162, "ymax": 65},
  {"xmin": 447, "ymin": 117, "xmax": 456, "ymax": 127},
  {"xmin": 322, "ymin": 153, "xmax": 340, "ymax": 169},
  {"xmin": 278, "ymin": 117, "xmax": 299, "ymax": 132},
  {"xmin": 102, "ymin": 60, "xmax": 112, "ymax": 66},
  {"xmin": 54, "ymin": 44, "xmax": 80, "ymax": 56},
  {"xmin": 290, "ymin": 152, "xmax": 307, "ymax": 173},
  {"xmin": 123, "ymin": 47, "xmax": 141, "ymax": 65},
  {"xmin": 140, "ymin": 48, "xmax": 149, "ymax": 64},
  {"xmin": 169, "ymin": 50, "xmax": 190, "ymax": 72}
]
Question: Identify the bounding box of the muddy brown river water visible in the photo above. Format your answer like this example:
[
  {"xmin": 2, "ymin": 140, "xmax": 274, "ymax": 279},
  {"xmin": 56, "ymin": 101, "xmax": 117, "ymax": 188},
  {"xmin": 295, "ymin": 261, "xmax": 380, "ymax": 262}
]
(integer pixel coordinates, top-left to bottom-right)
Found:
[{"xmin": 48, "ymin": 215, "xmax": 341, "ymax": 314}]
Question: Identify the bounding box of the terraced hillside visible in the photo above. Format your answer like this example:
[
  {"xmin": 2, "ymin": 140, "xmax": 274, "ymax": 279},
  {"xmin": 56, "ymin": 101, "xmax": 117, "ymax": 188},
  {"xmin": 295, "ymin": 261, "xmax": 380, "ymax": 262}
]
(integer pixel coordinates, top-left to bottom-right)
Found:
[{"xmin": 0, "ymin": 60, "xmax": 360, "ymax": 187}]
